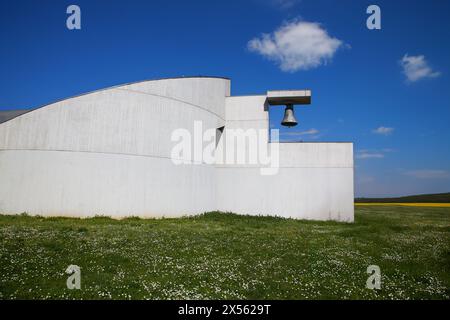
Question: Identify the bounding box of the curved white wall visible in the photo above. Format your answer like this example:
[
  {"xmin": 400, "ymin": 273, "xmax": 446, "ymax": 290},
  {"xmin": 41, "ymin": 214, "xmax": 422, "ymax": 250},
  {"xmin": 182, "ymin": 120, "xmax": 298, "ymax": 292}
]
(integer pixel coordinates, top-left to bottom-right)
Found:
[
  {"xmin": 0, "ymin": 77, "xmax": 354, "ymax": 221},
  {"xmin": 0, "ymin": 77, "xmax": 230, "ymax": 217}
]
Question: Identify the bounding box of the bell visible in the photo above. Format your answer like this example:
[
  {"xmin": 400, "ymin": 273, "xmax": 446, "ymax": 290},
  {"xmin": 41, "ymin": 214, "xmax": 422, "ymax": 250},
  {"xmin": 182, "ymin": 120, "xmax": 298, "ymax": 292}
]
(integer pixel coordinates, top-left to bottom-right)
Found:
[{"xmin": 281, "ymin": 104, "xmax": 298, "ymax": 127}]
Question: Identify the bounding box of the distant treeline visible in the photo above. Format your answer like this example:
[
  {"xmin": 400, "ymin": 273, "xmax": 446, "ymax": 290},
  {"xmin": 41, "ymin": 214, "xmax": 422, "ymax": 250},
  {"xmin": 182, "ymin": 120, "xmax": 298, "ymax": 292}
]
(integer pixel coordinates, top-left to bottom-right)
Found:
[{"xmin": 355, "ymin": 192, "xmax": 450, "ymax": 203}]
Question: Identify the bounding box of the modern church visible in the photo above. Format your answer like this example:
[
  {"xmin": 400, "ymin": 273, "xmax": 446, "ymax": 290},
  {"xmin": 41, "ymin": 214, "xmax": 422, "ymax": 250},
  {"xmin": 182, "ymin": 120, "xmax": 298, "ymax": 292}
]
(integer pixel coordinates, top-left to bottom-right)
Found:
[{"xmin": 0, "ymin": 76, "xmax": 354, "ymax": 221}]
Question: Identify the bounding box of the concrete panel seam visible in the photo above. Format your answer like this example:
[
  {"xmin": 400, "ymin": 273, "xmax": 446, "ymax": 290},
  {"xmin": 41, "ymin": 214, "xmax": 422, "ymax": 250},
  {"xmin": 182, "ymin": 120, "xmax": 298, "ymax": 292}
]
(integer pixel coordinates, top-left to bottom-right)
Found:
[
  {"xmin": 215, "ymin": 166, "xmax": 354, "ymax": 169},
  {"xmin": 0, "ymin": 149, "xmax": 214, "ymax": 166},
  {"xmin": 115, "ymin": 88, "xmax": 225, "ymax": 120},
  {"xmin": 226, "ymin": 119, "xmax": 268, "ymax": 122}
]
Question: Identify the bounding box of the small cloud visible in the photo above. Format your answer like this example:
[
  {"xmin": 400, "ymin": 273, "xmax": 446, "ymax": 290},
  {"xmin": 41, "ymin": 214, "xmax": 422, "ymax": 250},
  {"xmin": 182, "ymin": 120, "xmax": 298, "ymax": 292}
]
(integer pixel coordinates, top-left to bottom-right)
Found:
[
  {"xmin": 356, "ymin": 152, "xmax": 384, "ymax": 159},
  {"xmin": 281, "ymin": 128, "xmax": 319, "ymax": 136},
  {"xmin": 248, "ymin": 20, "xmax": 344, "ymax": 72},
  {"xmin": 373, "ymin": 126, "xmax": 394, "ymax": 136},
  {"xmin": 400, "ymin": 54, "xmax": 441, "ymax": 83},
  {"xmin": 355, "ymin": 148, "xmax": 394, "ymax": 159},
  {"xmin": 272, "ymin": 0, "xmax": 300, "ymax": 9},
  {"xmin": 356, "ymin": 174, "xmax": 375, "ymax": 184},
  {"xmin": 404, "ymin": 170, "xmax": 450, "ymax": 179},
  {"xmin": 301, "ymin": 128, "xmax": 319, "ymax": 135},
  {"xmin": 356, "ymin": 148, "xmax": 393, "ymax": 160},
  {"xmin": 279, "ymin": 128, "xmax": 320, "ymax": 141}
]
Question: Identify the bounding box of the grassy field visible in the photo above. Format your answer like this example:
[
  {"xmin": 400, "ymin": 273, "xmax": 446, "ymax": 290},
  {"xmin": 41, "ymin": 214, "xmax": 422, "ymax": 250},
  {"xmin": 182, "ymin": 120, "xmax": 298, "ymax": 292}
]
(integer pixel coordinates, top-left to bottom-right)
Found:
[{"xmin": 0, "ymin": 206, "xmax": 449, "ymax": 300}]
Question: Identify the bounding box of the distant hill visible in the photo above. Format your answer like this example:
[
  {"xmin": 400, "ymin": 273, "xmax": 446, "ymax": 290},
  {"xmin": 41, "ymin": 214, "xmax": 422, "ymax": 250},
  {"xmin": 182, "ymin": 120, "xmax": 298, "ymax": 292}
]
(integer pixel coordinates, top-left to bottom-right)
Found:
[{"xmin": 355, "ymin": 192, "xmax": 450, "ymax": 203}]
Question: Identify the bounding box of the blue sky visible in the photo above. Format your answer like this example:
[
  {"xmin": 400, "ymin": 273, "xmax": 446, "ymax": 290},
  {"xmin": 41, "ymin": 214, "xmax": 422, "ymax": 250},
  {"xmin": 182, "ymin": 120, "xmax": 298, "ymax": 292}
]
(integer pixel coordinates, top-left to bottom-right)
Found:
[{"xmin": 1, "ymin": 0, "xmax": 449, "ymax": 197}]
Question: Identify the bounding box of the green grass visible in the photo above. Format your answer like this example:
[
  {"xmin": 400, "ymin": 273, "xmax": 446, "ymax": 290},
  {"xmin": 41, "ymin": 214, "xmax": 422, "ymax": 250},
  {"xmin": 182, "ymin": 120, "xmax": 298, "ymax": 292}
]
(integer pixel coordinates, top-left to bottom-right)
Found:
[{"xmin": 0, "ymin": 206, "xmax": 449, "ymax": 300}]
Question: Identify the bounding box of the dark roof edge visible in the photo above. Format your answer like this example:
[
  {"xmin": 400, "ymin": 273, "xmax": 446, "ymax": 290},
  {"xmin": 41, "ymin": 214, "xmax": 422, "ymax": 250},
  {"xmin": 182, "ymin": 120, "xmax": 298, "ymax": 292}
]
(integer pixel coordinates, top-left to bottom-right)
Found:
[{"xmin": 0, "ymin": 75, "xmax": 230, "ymax": 124}]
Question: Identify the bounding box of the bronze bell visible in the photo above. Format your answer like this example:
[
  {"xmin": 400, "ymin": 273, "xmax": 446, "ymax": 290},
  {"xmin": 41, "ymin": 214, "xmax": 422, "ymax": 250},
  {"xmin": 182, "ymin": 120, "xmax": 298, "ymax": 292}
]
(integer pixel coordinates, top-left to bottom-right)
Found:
[{"xmin": 281, "ymin": 104, "xmax": 297, "ymax": 127}]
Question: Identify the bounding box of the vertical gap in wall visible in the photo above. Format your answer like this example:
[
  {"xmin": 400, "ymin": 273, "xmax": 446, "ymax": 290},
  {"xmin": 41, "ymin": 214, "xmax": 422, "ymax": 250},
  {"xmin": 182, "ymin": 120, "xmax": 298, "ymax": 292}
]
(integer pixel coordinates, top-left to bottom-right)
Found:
[
  {"xmin": 264, "ymin": 101, "xmax": 272, "ymax": 143},
  {"xmin": 216, "ymin": 126, "xmax": 224, "ymax": 147}
]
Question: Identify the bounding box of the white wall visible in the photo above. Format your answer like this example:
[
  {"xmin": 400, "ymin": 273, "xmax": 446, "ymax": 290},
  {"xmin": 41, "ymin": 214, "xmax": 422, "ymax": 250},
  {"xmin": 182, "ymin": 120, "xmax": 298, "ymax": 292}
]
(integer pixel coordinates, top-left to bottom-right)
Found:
[
  {"xmin": 216, "ymin": 150, "xmax": 354, "ymax": 222},
  {"xmin": 0, "ymin": 77, "xmax": 354, "ymax": 221},
  {"xmin": 0, "ymin": 77, "xmax": 229, "ymax": 218},
  {"xmin": 0, "ymin": 149, "xmax": 216, "ymax": 217},
  {"xmin": 216, "ymin": 95, "xmax": 354, "ymax": 222}
]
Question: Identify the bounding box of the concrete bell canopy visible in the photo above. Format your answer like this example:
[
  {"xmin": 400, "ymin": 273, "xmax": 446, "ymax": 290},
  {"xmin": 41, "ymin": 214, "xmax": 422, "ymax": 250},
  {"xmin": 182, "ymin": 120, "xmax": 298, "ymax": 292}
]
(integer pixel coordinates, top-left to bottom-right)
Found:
[{"xmin": 266, "ymin": 90, "xmax": 311, "ymax": 105}]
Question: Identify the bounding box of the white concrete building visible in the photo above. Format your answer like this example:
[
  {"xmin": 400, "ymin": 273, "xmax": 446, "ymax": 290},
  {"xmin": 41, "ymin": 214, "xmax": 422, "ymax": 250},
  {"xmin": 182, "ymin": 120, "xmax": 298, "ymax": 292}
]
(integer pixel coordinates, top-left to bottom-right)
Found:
[{"xmin": 0, "ymin": 76, "xmax": 354, "ymax": 221}]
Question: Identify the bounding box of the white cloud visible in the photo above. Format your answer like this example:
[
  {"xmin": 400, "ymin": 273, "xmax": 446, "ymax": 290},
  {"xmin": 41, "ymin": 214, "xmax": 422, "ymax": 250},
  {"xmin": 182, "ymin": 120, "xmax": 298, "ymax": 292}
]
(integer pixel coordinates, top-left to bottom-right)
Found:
[
  {"xmin": 299, "ymin": 128, "xmax": 319, "ymax": 135},
  {"xmin": 271, "ymin": 0, "xmax": 300, "ymax": 9},
  {"xmin": 281, "ymin": 128, "xmax": 319, "ymax": 136},
  {"xmin": 356, "ymin": 152, "xmax": 384, "ymax": 159},
  {"xmin": 400, "ymin": 54, "xmax": 441, "ymax": 82},
  {"xmin": 372, "ymin": 126, "xmax": 394, "ymax": 135},
  {"xmin": 404, "ymin": 170, "xmax": 450, "ymax": 179},
  {"xmin": 356, "ymin": 174, "xmax": 375, "ymax": 184},
  {"xmin": 248, "ymin": 20, "xmax": 344, "ymax": 72},
  {"xmin": 279, "ymin": 128, "xmax": 321, "ymax": 141},
  {"xmin": 356, "ymin": 148, "xmax": 393, "ymax": 160}
]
